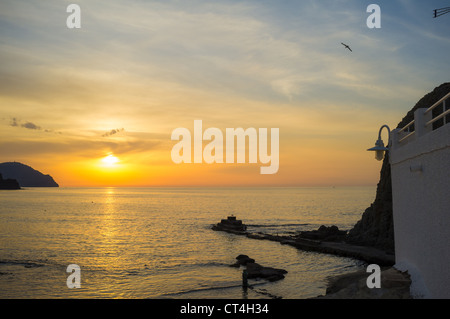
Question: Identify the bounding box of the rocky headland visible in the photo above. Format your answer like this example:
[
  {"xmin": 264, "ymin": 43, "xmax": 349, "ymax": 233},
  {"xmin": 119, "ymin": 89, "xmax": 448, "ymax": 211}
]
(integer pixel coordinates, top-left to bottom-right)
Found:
[{"xmin": 0, "ymin": 162, "xmax": 59, "ymax": 187}]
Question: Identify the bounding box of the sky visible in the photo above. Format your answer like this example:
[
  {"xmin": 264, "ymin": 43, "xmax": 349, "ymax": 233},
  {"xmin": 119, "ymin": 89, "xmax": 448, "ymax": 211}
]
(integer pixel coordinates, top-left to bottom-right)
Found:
[{"xmin": 0, "ymin": 0, "xmax": 449, "ymax": 187}]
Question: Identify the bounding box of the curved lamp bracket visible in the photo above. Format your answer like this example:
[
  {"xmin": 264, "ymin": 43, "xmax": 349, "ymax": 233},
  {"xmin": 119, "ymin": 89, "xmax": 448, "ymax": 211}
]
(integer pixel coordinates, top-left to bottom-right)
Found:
[{"xmin": 367, "ymin": 125, "xmax": 391, "ymax": 161}]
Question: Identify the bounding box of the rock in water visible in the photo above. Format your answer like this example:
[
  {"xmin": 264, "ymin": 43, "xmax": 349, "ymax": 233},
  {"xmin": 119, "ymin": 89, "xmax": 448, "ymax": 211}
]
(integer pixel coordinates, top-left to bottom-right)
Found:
[
  {"xmin": 212, "ymin": 215, "xmax": 247, "ymax": 232},
  {"xmin": 230, "ymin": 255, "xmax": 255, "ymax": 267},
  {"xmin": 0, "ymin": 173, "xmax": 20, "ymax": 190},
  {"xmin": 231, "ymin": 255, "xmax": 287, "ymax": 282},
  {"xmin": 246, "ymin": 262, "xmax": 288, "ymax": 282}
]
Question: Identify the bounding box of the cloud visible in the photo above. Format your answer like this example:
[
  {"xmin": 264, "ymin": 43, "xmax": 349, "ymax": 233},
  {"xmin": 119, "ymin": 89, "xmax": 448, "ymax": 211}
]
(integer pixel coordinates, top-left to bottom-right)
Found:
[
  {"xmin": 7, "ymin": 117, "xmax": 62, "ymax": 133},
  {"xmin": 102, "ymin": 128, "xmax": 125, "ymax": 137},
  {"xmin": 10, "ymin": 118, "xmax": 41, "ymax": 130},
  {"xmin": 0, "ymin": 135, "xmax": 161, "ymax": 159},
  {"xmin": 21, "ymin": 121, "xmax": 41, "ymax": 130},
  {"xmin": 10, "ymin": 118, "xmax": 18, "ymax": 127}
]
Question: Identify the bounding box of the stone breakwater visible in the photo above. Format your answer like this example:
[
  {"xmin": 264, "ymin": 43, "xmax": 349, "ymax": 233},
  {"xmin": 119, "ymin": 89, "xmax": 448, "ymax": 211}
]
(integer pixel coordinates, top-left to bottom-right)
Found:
[
  {"xmin": 212, "ymin": 224, "xmax": 395, "ymax": 266},
  {"xmin": 212, "ymin": 224, "xmax": 411, "ymax": 298},
  {"xmin": 212, "ymin": 220, "xmax": 415, "ymax": 298}
]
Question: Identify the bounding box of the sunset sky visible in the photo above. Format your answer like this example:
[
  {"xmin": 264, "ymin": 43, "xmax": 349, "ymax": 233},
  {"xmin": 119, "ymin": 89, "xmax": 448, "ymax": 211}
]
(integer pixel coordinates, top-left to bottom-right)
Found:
[{"xmin": 1, "ymin": 0, "xmax": 449, "ymax": 187}]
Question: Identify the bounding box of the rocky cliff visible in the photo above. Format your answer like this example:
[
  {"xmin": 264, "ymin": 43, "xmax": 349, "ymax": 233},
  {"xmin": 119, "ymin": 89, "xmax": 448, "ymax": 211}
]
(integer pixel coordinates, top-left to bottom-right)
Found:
[
  {"xmin": 346, "ymin": 83, "xmax": 450, "ymax": 253},
  {"xmin": 0, "ymin": 162, "xmax": 59, "ymax": 187}
]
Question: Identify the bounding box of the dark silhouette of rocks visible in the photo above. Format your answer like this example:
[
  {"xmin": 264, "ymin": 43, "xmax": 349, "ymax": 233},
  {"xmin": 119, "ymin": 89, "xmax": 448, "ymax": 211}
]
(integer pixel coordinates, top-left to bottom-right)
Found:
[
  {"xmin": 0, "ymin": 173, "xmax": 20, "ymax": 190},
  {"xmin": 230, "ymin": 255, "xmax": 287, "ymax": 282},
  {"xmin": 230, "ymin": 255, "xmax": 256, "ymax": 267},
  {"xmin": 346, "ymin": 83, "xmax": 450, "ymax": 253},
  {"xmin": 0, "ymin": 162, "xmax": 59, "ymax": 187},
  {"xmin": 297, "ymin": 225, "xmax": 347, "ymax": 242},
  {"xmin": 246, "ymin": 262, "xmax": 287, "ymax": 282},
  {"xmin": 212, "ymin": 217, "xmax": 395, "ymax": 265},
  {"xmin": 212, "ymin": 84, "xmax": 450, "ymax": 277},
  {"xmin": 212, "ymin": 215, "xmax": 247, "ymax": 233},
  {"xmin": 315, "ymin": 267, "xmax": 411, "ymax": 299}
]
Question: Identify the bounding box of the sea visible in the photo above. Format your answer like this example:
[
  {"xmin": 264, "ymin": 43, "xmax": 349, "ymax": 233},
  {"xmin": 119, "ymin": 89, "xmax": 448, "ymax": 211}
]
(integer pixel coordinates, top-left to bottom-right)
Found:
[{"xmin": 0, "ymin": 186, "xmax": 375, "ymax": 299}]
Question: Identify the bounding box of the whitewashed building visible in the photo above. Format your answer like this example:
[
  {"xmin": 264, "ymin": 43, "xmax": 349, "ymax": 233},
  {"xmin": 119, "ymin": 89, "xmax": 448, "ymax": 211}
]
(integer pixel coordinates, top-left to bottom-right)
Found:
[{"xmin": 390, "ymin": 92, "xmax": 450, "ymax": 298}]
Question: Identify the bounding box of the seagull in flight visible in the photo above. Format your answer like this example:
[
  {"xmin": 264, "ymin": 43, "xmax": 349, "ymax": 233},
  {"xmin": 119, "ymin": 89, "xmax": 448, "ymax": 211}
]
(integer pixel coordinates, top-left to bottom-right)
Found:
[{"xmin": 341, "ymin": 42, "xmax": 352, "ymax": 52}]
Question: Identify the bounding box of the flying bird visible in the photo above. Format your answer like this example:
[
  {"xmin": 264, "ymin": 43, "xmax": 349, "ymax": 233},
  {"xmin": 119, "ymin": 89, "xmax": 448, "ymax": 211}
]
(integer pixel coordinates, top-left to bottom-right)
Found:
[{"xmin": 341, "ymin": 42, "xmax": 352, "ymax": 52}]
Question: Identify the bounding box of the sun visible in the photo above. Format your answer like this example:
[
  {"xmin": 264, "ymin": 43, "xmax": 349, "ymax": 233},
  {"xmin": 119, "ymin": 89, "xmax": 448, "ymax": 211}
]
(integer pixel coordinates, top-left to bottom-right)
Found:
[{"xmin": 101, "ymin": 154, "xmax": 120, "ymax": 166}]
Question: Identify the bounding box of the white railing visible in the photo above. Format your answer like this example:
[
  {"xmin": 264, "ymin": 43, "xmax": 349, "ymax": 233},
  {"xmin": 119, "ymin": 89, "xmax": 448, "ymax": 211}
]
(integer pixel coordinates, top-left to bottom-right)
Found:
[
  {"xmin": 398, "ymin": 119, "xmax": 415, "ymax": 143},
  {"xmin": 395, "ymin": 92, "xmax": 450, "ymax": 145}
]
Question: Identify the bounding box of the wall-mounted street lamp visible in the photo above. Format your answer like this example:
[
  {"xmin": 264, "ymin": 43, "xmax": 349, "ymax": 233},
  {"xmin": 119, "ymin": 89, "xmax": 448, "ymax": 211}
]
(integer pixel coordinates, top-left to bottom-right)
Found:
[{"xmin": 367, "ymin": 125, "xmax": 391, "ymax": 161}]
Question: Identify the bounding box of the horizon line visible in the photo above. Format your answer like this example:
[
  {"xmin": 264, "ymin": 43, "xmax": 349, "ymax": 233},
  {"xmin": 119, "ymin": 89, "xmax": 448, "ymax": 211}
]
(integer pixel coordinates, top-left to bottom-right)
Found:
[{"xmin": 24, "ymin": 184, "xmax": 377, "ymax": 189}]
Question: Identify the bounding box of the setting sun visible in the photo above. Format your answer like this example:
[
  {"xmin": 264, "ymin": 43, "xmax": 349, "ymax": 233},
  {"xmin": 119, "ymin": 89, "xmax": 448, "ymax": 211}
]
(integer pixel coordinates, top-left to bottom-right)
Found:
[{"xmin": 101, "ymin": 154, "xmax": 120, "ymax": 166}]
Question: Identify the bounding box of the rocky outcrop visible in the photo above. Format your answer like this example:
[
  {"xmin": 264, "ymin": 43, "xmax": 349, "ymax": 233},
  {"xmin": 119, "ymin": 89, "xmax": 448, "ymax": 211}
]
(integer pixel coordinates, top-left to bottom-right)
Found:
[
  {"xmin": 316, "ymin": 267, "xmax": 411, "ymax": 299},
  {"xmin": 231, "ymin": 255, "xmax": 255, "ymax": 266},
  {"xmin": 276, "ymin": 237, "xmax": 394, "ymax": 266},
  {"xmin": 230, "ymin": 255, "xmax": 288, "ymax": 282},
  {"xmin": 213, "ymin": 219, "xmax": 395, "ymax": 265},
  {"xmin": 0, "ymin": 162, "xmax": 59, "ymax": 187},
  {"xmin": 0, "ymin": 173, "xmax": 20, "ymax": 190},
  {"xmin": 297, "ymin": 225, "xmax": 347, "ymax": 242},
  {"xmin": 246, "ymin": 263, "xmax": 287, "ymax": 282},
  {"xmin": 346, "ymin": 83, "xmax": 450, "ymax": 253},
  {"xmin": 346, "ymin": 153, "xmax": 394, "ymax": 252},
  {"xmin": 212, "ymin": 215, "xmax": 247, "ymax": 233}
]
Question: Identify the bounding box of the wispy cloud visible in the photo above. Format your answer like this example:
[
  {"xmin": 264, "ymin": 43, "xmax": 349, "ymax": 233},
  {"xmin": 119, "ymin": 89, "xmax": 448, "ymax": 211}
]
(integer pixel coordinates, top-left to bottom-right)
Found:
[
  {"xmin": 102, "ymin": 128, "xmax": 125, "ymax": 137},
  {"xmin": 21, "ymin": 121, "xmax": 41, "ymax": 130},
  {"xmin": 9, "ymin": 118, "xmax": 18, "ymax": 127},
  {"xmin": 10, "ymin": 118, "xmax": 41, "ymax": 130}
]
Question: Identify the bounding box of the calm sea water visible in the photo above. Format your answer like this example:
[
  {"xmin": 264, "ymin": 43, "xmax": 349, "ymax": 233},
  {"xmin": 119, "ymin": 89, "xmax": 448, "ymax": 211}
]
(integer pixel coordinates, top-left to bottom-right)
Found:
[{"xmin": 0, "ymin": 187, "xmax": 375, "ymax": 299}]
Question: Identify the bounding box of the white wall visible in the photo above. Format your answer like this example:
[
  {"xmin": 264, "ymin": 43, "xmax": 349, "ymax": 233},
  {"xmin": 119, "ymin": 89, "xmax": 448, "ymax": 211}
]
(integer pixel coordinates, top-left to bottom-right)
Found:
[{"xmin": 390, "ymin": 119, "xmax": 450, "ymax": 298}]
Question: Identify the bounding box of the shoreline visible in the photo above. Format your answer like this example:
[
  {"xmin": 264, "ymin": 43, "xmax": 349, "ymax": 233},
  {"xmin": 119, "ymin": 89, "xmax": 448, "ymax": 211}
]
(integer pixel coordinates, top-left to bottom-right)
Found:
[
  {"xmin": 212, "ymin": 227, "xmax": 395, "ymax": 266},
  {"xmin": 212, "ymin": 226, "xmax": 412, "ymax": 298},
  {"xmin": 315, "ymin": 267, "xmax": 411, "ymax": 299}
]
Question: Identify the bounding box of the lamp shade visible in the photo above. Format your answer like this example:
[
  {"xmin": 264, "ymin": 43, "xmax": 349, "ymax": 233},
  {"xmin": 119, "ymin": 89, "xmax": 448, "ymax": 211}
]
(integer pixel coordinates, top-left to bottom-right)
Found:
[{"xmin": 367, "ymin": 139, "xmax": 389, "ymax": 161}]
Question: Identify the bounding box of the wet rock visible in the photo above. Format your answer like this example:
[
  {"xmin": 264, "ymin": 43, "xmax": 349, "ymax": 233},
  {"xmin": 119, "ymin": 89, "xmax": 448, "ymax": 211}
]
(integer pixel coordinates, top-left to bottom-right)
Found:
[
  {"xmin": 212, "ymin": 215, "xmax": 247, "ymax": 233},
  {"xmin": 315, "ymin": 267, "xmax": 411, "ymax": 299},
  {"xmin": 298, "ymin": 225, "xmax": 347, "ymax": 242},
  {"xmin": 231, "ymin": 255, "xmax": 287, "ymax": 282},
  {"xmin": 230, "ymin": 255, "xmax": 255, "ymax": 267},
  {"xmin": 246, "ymin": 262, "xmax": 287, "ymax": 282}
]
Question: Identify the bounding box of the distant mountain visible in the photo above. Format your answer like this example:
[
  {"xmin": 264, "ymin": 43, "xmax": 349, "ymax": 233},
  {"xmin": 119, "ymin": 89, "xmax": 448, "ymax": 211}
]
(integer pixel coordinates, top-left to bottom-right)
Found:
[{"xmin": 0, "ymin": 162, "xmax": 59, "ymax": 187}]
